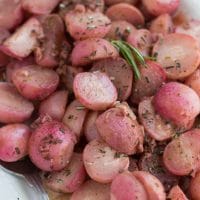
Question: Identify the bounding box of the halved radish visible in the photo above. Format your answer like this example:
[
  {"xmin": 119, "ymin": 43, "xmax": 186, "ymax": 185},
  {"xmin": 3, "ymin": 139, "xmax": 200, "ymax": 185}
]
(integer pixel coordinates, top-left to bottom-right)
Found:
[
  {"xmin": 133, "ymin": 171, "xmax": 166, "ymax": 200},
  {"xmin": 73, "ymin": 71, "xmax": 117, "ymax": 111},
  {"xmin": 106, "ymin": 3, "xmax": 144, "ymax": 26},
  {"xmin": 111, "ymin": 171, "xmax": 148, "ymax": 200},
  {"xmin": 152, "ymin": 33, "xmax": 200, "ymax": 80},
  {"xmin": 83, "ymin": 139, "xmax": 129, "ymax": 183},
  {"xmin": 138, "ymin": 97, "xmax": 174, "ymax": 141},
  {"xmin": 163, "ymin": 129, "xmax": 200, "ymax": 176},
  {"xmin": 91, "ymin": 57, "xmax": 133, "ymax": 101},
  {"xmin": 1, "ymin": 18, "xmax": 44, "ymax": 59}
]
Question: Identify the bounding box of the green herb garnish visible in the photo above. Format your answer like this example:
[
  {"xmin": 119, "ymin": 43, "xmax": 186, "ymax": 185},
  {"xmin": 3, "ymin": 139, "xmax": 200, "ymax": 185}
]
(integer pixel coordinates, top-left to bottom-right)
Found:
[
  {"xmin": 76, "ymin": 106, "xmax": 86, "ymax": 110},
  {"xmin": 111, "ymin": 40, "xmax": 147, "ymax": 79}
]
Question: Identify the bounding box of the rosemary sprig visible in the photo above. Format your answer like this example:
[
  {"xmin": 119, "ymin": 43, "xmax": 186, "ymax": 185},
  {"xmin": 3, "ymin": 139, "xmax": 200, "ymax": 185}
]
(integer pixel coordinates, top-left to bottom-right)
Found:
[
  {"xmin": 123, "ymin": 41, "xmax": 146, "ymax": 65},
  {"xmin": 111, "ymin": 40, "xmax": 146, "ymax": 79}
]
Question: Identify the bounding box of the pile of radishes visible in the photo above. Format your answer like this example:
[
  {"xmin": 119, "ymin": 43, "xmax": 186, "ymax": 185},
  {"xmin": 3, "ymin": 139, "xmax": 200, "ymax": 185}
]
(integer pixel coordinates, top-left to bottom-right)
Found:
[{"xmin": 1, "ymin": 0, "xmax": 200, "ymax": 199}]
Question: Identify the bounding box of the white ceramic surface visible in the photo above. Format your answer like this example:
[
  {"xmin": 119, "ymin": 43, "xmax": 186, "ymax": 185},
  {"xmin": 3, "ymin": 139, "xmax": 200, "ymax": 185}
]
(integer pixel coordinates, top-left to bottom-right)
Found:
[
  {"xmin": 0, "ymin": 1, "xmax": 200, "ymax": 200},
  {"xmin": 179, "ymin": 0, "xmax": 200, "ymax": 19},
  {"xmin": 0, "ymin": 168, "xmax": 39, "ymax": 200}
]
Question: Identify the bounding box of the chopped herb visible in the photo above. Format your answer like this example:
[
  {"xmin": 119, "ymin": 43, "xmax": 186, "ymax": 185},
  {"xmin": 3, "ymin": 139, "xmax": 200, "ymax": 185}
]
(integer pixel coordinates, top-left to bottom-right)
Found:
[
  {"xmin": 52, "ymin": 138, "xmax": 63, "ymax": 144},
  {"xmin": 68, "ymin": 114, "xmax": 74, "ymax": 119},
  {"xmin": 90, "ymin": 50, "xmax": 97, "ymax": 57},
  {"xmin": 153, "ymin": 52, "xmax": 158, "ymax": 58},
  {"xmin": 44, "ymin": 172, "xmax": 52, "ymax": 179},
  {"xmin": 88, "ymin": 16, "xmax": 93, "ymax": 20},
  {"xmin": 175, "ymin": 60, "xmax": 181, "ymax": 68},
  {"xmin": 15, "ymin": 147, "xmax": 21, "ymax": 155},
  {"xmin": 56, "ymin": 178, "xmax": 64, "ymax": 183},
  {"xmin": 87, "ymin": 25, "xmax": 97, "ymax": 30},
  {"xmin": 165, "ymin": 66, "xmax": 174, "ymax": 69},
  {"xmin": 115, "ymin": 27, "xmax": 120, "ymax": 35},
  {"xmin": 64, "ymin": 169, "xmax": 71, "ymax": 176},
  {"xmin": 114, "ymin": 152, "xmax": 128, "ymax": 159},
  {"xmin": 103, "ymin": 45, "xmax": 108, "ymax": 53},
  {"xmin": 140, "ymin": 36, "xmax": 146, "ymax": 43},
  {"xmin": 114, "ymin": 152, "xmax": 122, "ymax": 158},
  {"xmin": 173, "ymin": 131, "xmax": 182, "ymax": 139},
  {"xmin": 125, "ymin": 27, "xmax": 131, "ymax": 34},
  {"xmin": 59, "ymin": 127, "xmax": 65, "ymax": 134},
  {"xmin": 105, "ymin": 22, "xmax": 112, "ymax": 26},
  {"xmin": 164, "ymin": 56, "xmax": 171, "ymax": 60},
  {"xmin": 145, "ymin": 76, "xmax": 150, "ymax": 83},
  {"xmin": 99, "ymin": 149, "xmax": 106, "ymax": 154},
  {"xmin": 76, "ymin": 106, "xmax": 85, "ymax": 110}
]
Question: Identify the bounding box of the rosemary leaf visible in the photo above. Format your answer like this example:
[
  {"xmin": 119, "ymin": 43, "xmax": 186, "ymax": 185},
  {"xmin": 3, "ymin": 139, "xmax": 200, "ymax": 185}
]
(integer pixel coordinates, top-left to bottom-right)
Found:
[
  {"xmin": 111, "ymin": 40, "xmax": 145, "ymax": 79},
  {"xmin": 76, "ymin": 106, "xmax": 85, "ymax": 110},
  {"xmin": 123, "ymin": 41, "xmax": 146, "ymax": 65}
]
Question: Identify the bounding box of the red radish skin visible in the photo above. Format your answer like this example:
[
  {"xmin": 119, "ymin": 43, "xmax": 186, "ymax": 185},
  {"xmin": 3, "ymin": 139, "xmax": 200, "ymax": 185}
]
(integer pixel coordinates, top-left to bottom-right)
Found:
[
  {"xmin": 106, "ymin": 20, "xmax": 136, "ymax": 40},
  {"xmin": 111, "ymin": 171, "xmax": 148, "ymax": 200},
  {"xmin": 168, "ymin": 185, "xmax": 188, "ymax": 200},
  {"xmin": 65, "ymin": 5, "xmax": 111, "ymax": 40},
  {"xmin": 6, "ymin": 56, "xmax": 35, "ymax": 82},
  {"xmin": 42, "ymin": 153, "xmax": 86, "ymax": 193},
  {"xmin": 153, "ymin": 82, "xmax": 200, "ymax": 130},
  {"xmin": 0, "ymin": 0, "xmax": 24, "ymax": 30},
  {"xmin": 96, "ymin": 103, "xmax": 144, "ymax": 155},
  {"xmin": 1, "ymin": 18, "xmax": 44, "ymax": 59},
  {"xmin": 58, "ymin": 65, "xmax": 83, "ymax": 94},
  {"xmin": 0, "ymin": 29, "xmax": 10, "ymax": 67},
  {"xmin": 83, "ymin": 111, "xmax": 101, "ymax": 142},
  {"xmin": 152, "ymin": 33, "xmax": 200, "ymax": 80},
  {"xmin": 12, "ymin": 65, "xmax": 59, "ymax": 101},
  {"xmin": 190, "ymin": 172, "xmax": 200, "ymax": 200},
  {"xmin": 70, "ymin": 180, "xmax": 110, "ymax": 200},
  {"xmin": 29, "ymin": 121, "xmax": 76, "ymax": 172},
  {"xmin": 35, "ymin": 14, "xmax": 65, "ymax": 68},
  {"xmin": 105, "ymin": 0, "xmax": 138, "ymax": 6},
  {"xmin": 127, "ymin": 29, "xmax": 153, "ymax": 56},
  {"xmin": 138, "ymin": 98, "xmax": 174, "ymax": 141},
  {"xmin": 0, "ymin": 124, "xmax": 31, "ymax": 162},
  {"xmin": 73, "ymin": 71, "xmax": 118, "ymax": 111},
  {"xmin": 39, "ymin": 90, "xmax": 68, "ymax": 121},
  {"xmin": 185, "ymin": 68, "xmax": 200, "ymax": 97},
  {"xmin": 0, "ymin": 28, "xmax": 9, "ymax": 42},
  {"xmin": 62, "ymin": 100, "xmax": 88, "ymax": 140},
  {"xmin": 106, "ymin": 3, "xmax": 145, "ymax": 26},
  {"xmin": 131, "ymin": 60, "xmax": 166, "ymax": 104},
  {"xmin": 142, "ymin": 0, "xmax": 180, "ymax": 16},
  {"xmin": 149, "ymin": 14, "xmax": 174, "ymax": 35},
  {"xmin": 138, "ymin": 3, "xmax": 154, "ymax": 22},
  {"xmin": 163, "ymin": 129, "xmax": 200, "ymax": 176},
  {"xmin": 0, "ymin": 83, "xmax": 34, "ymax": 123},
  {"xmin": 83, "ymin": 139, "xmax": 129, "ymax": 183},
  {"xmin": 91, "ymin": 57, "xmax": 133, "ymax": 101},
  {"xmin": 71, "ymin": 38, "xmax": 119, "ymax": 67},
  {"xmin": 133, "ymin": 171, "xmax": 166, "ymax": 200},
  {"xmin": 0, "ymin": 52, "xmax": 9, "ymax": 67},
  {"xmin": 22, "ymin": 0, "xmax": 61, "ymax": 15},
  {"xmin": 58, "ymin": 0, "xmax": 105, "ymax": 19}
]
